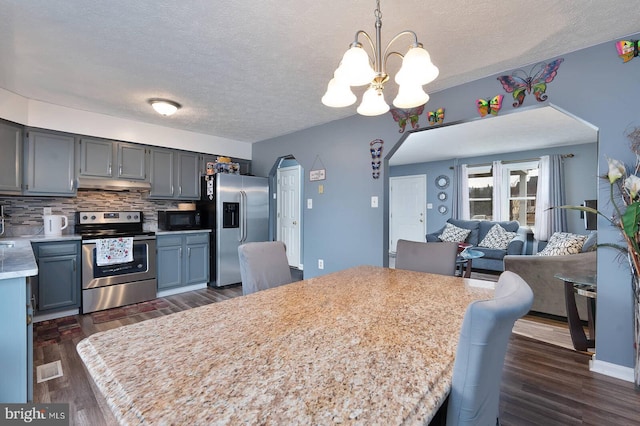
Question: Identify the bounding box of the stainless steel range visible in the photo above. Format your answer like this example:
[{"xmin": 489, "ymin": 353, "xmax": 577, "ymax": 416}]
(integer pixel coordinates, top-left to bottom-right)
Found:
[{"xmin": 75, "ymin": 211, "xmax": 156, "ymax": 314}]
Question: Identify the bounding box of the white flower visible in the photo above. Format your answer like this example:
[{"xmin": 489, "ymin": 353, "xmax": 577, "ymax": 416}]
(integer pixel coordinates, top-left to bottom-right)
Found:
[
  {"xmin": 625, "ymin": 174, "xmax": 640, "ymax": 199},
  {"xmin": 607, "ymin": 158, "xmax": 625, "ymax": 183}
]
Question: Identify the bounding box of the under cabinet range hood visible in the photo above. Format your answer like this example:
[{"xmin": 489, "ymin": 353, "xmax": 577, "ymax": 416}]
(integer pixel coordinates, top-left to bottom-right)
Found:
[{"xmin": 77, "ymin": 177, "xmax": 151, "ymax": 191}]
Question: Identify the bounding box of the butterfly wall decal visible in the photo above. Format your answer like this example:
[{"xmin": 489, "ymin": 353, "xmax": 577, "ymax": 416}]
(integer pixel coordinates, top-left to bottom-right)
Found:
[
  {"xmin": 616, "ymin": 39, "xmax": 639, "ymax": 62},
  {"xmin": 476, "ymin": 95, "xmax": 503, "ymax": 117},
  {"xmin": 427, "ymin": 108, "xmax": 445, "ymax": 125},
  {"xmin": 497, "ymin": 58, "xmax": 564, "ymax": 108},
  {"xmin": 390, "ymin": 105, "xmax": 424, "ymax": 133},
  {"xmin": 370, "ymin": 139, "xmax": 384, "ymax": 179}
]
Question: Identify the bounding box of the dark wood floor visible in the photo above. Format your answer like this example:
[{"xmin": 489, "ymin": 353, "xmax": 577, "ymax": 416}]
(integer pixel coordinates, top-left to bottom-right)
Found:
[{"xmin": 33, "ymin": 285, "xmax": 640, "ymax": 425}]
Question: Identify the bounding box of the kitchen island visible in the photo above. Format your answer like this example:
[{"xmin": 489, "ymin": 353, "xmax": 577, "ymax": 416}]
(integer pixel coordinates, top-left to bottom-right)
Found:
[
  {"xmin": 77, "ymin": 265, "xmax": 494, "ymax": 424},
  {"xmin": 0, "ymin": 238, "xmax": 38, "ymax": 402}
]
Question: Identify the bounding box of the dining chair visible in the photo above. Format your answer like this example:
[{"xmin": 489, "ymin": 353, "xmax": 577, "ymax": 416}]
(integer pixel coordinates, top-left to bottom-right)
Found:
[
  {"xmin": 238, "ymin": 241, "xmax": 293, "ymax": 296},
  {"xmin": 445, "ymin": 271, "xmax": 534, "ymax": 426},
  {"xmin": 395, "ymin": 239, "xmax": 459, "ymax": 276}
]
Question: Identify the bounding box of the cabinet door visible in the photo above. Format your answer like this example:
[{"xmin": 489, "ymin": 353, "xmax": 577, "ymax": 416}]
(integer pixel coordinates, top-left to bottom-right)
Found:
[
  {"xmin": 0, "ymin": 277, "xmax": 28, "ymax": 402},
  {"xmin": 185, "ymin": 234, "xmax": 209, "ymax": 285},
  {"xmin": 78, "ymin": 138, "xmax": 114, "ymax": 178},
  {"xmin": 149, "ymin": 148, "xmax": 175, "ymax": 198},
  {"xmin": 24, "ymin": 131, "xmax": 76, "ymax": 196},
  {"xmin": 118, "ymin": 143, "xmax": 147, "ymax": 181},
  {"xmin": 157, "ymin": 244, "xmax": 183, "ymax": 289},
  {"xmin": 37, "ymin": 254, "xmax": 79, "ymax": 311},
  {"xmin": 177, "ymin": 152, "xmax": 200, "ymax": 199},
  {"xmin": 0, "ymin": 121, "xmax": 22, "ymax": 193}
]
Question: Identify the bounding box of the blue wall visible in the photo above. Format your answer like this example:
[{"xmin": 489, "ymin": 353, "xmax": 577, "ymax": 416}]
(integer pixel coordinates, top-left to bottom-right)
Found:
[
  {"xmin": 390, "ymin": 142, "xmax": 598, "ymax": 236},
  {"xmin": 252, "ymin": 34, "xmax": 639, "ymax": 370}
]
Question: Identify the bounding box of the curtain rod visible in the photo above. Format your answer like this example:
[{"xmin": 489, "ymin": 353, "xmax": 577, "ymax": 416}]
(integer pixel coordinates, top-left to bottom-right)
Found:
[{"xmin": 448, "ymin": 153, "xmax": 574, "ymax": 170}]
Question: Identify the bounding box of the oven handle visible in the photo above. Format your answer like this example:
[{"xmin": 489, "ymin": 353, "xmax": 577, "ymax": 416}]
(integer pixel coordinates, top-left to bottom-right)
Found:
[{"xmin": 82, "ymin": 235, "xmax": 156, "ymax": 244}]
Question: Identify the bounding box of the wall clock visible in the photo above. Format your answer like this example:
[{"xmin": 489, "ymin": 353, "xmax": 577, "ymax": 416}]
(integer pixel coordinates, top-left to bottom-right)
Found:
[
  {"xmin": 437, "ymin": 191, "xmax": 447, "ymax": 201},
  {"xmin": 435, "ymin": 175, "xmax": 450, "ymax": 189}
]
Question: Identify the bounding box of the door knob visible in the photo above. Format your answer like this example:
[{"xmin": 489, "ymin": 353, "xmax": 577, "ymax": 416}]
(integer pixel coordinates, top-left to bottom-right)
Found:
[{"xmin": 293, "ymin": 221, "xmax": 297, "ymax": 225}]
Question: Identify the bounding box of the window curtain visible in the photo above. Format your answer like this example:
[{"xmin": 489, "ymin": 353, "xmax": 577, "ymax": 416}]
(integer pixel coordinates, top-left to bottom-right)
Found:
[
  {"xmin": 492, "ymin": 161, "xmax": 504, "ymax": 221},
  {"xmin": 534, "ymin": 154, "xmax": 567, "ymax": 241},
  {"xmin": 453, "ymin": 162, "xmax": 469, "ymax": 219}
]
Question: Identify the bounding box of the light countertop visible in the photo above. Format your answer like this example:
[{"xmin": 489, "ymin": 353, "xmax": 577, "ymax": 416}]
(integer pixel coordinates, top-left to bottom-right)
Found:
[
  {"xmin": 77, "ymin": 265, "xmax": 494, "ymax": 425},
  {"xmin": 0, "ymin": 239, "xmax": 38, "ymax": 279},
  {"xmin": 155, "ymin": 229, "xmax": 211, "ymax": 235}
]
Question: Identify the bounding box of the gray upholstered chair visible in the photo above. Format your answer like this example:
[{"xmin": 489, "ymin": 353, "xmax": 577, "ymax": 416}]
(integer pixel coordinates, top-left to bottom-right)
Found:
[
  {"xmin": 445, "ymin": 271, "xmax": 534, "ymax": 426},
  {"xmin": 395, "ymin": 239, "xmax": 459, "ymax": 276},
  {"xmin": 238, "ymin": 241, "xmax": 293, "ymax": 296}
]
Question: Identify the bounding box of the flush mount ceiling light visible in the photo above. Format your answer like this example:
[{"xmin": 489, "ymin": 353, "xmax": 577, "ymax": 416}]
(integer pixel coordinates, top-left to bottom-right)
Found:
[
  {"xmin": 149, "ymin": 99, "xmax": 181, "ymax": 116},
  {"xmin": 321, "ymin": 0, "xmax": 439, "ymax": 116}
]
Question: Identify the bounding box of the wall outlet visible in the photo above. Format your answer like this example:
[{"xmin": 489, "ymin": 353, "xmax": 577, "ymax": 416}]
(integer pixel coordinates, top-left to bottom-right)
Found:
[
  {"xmin": 318, "ymin": 259, "xmax": 324, "ymax": 269},
  {"xmin": 307, "ymin": 198, "xmax": 313, "ymax": 209},
  {"xmin": 43, "ymin": 207, "xmax": 52, "ymax": 215}
]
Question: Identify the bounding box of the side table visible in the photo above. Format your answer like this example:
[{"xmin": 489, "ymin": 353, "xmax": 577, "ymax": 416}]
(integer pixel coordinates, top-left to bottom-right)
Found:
[
  {"xmin": 456, "ymin": 249, "xmax": 484, "ymax": 278},
  {"xmin": 554, "ymin": 272, "xmax": 596, "ymax": 352}
]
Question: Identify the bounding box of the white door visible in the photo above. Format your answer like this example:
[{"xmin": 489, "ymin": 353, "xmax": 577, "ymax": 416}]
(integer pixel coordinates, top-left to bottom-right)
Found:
[
  {"xmin": 389, "ymin": 175, "xmax": 427, "ymax": 253},
  {"xmin": 277, "ymin": 165, "xmax": 302, "ymax": 268}
]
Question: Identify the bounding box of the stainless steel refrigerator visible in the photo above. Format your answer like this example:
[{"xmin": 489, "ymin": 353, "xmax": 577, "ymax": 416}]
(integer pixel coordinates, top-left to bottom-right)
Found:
[{"xmin": 198, "ymin": 174, "xmax": 269, "ymax": 286}]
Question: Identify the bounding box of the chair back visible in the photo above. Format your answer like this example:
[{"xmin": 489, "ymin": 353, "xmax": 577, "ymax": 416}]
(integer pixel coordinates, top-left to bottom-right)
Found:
[
  {"xmin": 238, "ymin": 241, "xmax": 292, "ymax": 296},
  {"xmin": 446, "ymin": 271, "xmax": 534, "ymax": 426},
  {"xmin": 395, "ymin": 239, "xmax": 458, "ymax": 276}
]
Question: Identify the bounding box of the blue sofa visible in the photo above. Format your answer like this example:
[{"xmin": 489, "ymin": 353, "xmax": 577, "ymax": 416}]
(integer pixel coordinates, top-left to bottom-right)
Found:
[{"xmin": 426, "ymin": 218, "xmax": 527, "ymax": 272}]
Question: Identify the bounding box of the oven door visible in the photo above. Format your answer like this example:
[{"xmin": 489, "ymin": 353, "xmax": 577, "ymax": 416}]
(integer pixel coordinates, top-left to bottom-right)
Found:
[{"xmin": 82, "ymin": 237, "xmax": 157, "ymax": 289}]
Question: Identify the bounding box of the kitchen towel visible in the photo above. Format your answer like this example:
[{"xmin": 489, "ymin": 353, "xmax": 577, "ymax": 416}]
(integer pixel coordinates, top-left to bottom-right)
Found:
[{"xmin": 96, "ymin": 237, "xmax": 134, "ymax": 266}]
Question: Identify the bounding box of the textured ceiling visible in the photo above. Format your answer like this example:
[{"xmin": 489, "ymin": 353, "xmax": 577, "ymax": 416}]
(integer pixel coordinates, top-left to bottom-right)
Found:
[{"xmin": 0, "ymin": 0, "xmax": 637, "ymax": 143}]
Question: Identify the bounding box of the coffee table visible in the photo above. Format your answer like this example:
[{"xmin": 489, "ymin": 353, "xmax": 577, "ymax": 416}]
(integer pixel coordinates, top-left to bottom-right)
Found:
[
  {"xmin": 456, "ymin": 249, "xmax": 484, "ymax": 278},
  {"xmin": 554, "ymin": 272, "xmax": 596, "ymax": 351}
]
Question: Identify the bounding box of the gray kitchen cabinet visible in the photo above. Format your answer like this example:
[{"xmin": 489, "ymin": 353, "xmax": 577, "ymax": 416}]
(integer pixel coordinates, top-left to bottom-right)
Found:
[
  {"xmin": 0, "ymin": 277, "xmax": 32, "ymax": 402},
  {"xmin": 0, "ymin": 120, "xmax": 23, "ymax": 194},
  {"xmin": 157, "ymin": 232, "xmax": 209, "ymax": 290},
  {"xmin": 78, "ymin": 138, "xmax": 147, "ymax": 181},
  {"xmin": 23, "ymin": 130, "xmax": 76, "ymax": 196},
  {"xmin": 150, "ymin": 148, "xmax": 200, "ymax": 200},
  {"xmin": 31, "ymin": 240, "xmax": 81, "ymax": 313}
]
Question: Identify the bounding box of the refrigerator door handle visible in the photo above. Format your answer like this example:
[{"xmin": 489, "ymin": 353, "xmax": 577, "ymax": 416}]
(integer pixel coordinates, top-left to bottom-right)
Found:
[{"xmin": 240, "ymin": 190, "xmax": 247, "ymax": 242}]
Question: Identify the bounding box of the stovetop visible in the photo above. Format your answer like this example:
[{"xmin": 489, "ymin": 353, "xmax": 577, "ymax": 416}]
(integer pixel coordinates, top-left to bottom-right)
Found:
[{"xmin": 75, "ymin": 211, "xmax": 152, "ymax": 239}]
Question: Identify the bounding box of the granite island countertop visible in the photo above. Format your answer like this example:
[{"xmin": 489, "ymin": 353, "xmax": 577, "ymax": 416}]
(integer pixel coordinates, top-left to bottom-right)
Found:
[{"xmin": 77, "ymin": 265, "xmax": 495, "ymax": 425}]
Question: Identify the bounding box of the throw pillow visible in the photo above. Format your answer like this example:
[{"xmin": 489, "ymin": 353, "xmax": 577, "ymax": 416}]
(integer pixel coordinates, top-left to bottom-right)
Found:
[
  {"xmin": 438, "ymin": 223, "xmax": 472, "ymax": 243},
  {"xmin": 537, "ymin": 232, "xmax": 587, "ymax": 256},
  {"xmin": 478, "ymin": 224, "xmax": 517, "ymax": 250}
]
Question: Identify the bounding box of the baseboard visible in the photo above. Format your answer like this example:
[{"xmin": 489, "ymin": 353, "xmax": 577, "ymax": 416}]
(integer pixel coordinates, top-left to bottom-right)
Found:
[
  {"xmin": 157, "ymin": 282, "xmax": 207, "ymax": 298},
  {"xmin": 34, "ymin": 308, "xmax": 79, "ymax": 323},
  {"xmin": 589, "ymin": 355, "xmax": 634, "ymax": 383}
]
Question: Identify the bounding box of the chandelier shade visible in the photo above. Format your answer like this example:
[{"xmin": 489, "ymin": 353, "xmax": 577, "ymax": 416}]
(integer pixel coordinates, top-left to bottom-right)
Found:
[{"xmin": 321, "ymin": 0, "xmax": 438, "ymax": 116}]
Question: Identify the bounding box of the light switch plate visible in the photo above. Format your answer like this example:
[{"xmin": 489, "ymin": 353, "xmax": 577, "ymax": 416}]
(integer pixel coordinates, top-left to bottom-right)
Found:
[
  {"xmin": 307, "ymin": 198, "xmax": 313, "ymax": 209},
  {"xmin": 371, "ymin": 196, "xmax": 378, "ymax": 208}
]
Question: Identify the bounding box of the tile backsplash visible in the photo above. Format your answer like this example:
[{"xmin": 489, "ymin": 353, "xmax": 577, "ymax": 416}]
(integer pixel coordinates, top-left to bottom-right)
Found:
[{"xmin": 0, "ymin": 190, "xmax": 180, "ymax": 236}]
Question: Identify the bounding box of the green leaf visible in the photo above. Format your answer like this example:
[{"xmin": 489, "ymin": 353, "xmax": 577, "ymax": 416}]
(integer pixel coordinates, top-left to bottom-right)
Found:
[{"xmin": 621, "ymin": 202, "xmax": 640, "ymax": 238}]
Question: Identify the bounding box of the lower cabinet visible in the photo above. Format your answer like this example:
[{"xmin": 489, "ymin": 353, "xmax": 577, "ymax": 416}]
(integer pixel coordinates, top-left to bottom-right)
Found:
[
  {"xmin": 31, "ymin": 240, "xmax": 81, "ymax": 314},
  {"xmin": 157, "ymin": 232, "xmax": 209, "ymax": 291},
  {"xmin": 0, "ymin": 276, "xmax": 32, "ymax": 403}
]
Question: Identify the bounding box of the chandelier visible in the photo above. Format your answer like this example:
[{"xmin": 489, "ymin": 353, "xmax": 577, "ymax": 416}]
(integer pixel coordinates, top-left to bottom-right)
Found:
[{"xmin": 321, "ymin": 0, "xmax": 439, "ymax": 116}]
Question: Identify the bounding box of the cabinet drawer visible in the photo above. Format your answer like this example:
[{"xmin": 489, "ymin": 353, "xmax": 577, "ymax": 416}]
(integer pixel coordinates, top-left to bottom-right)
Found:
[
  {"xmin": 157, "ymin": 235, "xmax": 183, "ymax": 247},
  {"xmin": 34, "ymin": 242, "xmax": 78, "ymax": 257},
  {"xmin": 185, "ymin": 233, "xmax": 209, "ymax": 245}
]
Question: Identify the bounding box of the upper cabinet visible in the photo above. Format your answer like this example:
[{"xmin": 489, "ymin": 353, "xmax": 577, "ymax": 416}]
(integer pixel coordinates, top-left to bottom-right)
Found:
[
  {"xmin": 150, "ymin": 148, "xmax": 200, "ymax": 200},
  {"xmin": 78, "ymin": 138, "xmax": 148, "ymax": 181},
  {"xmin": 0, "ymin": 120, "xmax": 23, "ymax": 194},
  {"xmin": 23, "ymin": 129, "xmax": 76, "ymax": 196}
]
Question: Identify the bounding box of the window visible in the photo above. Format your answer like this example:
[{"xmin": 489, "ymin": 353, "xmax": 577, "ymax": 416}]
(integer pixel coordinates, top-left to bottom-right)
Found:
[
  {"xmin": 466, "ymin": 160, "xmax": 539, "ymax": 225},
  {"xmin": 467, "ymin": 165, "xmax": 493, "ymax": 220}
]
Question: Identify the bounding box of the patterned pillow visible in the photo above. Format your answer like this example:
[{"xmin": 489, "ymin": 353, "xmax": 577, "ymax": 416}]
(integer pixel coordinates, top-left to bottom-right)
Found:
[
  {"xmin": 537, "ymin": 232, "xmax": 587, "ymax": 256},
  {"xmin": 438, "ymin": 223, "xmax": 472, "ymax": 243},
  {"xmin": 478, "ymin": 224, "xmax": 517, "ymax": 250}
]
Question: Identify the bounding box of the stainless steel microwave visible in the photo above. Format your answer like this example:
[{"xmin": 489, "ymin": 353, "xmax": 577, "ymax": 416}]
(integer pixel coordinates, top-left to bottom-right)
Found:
[{"xmin": 157, "ymin": 210, "xmax": 201, "ymax": 231}]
